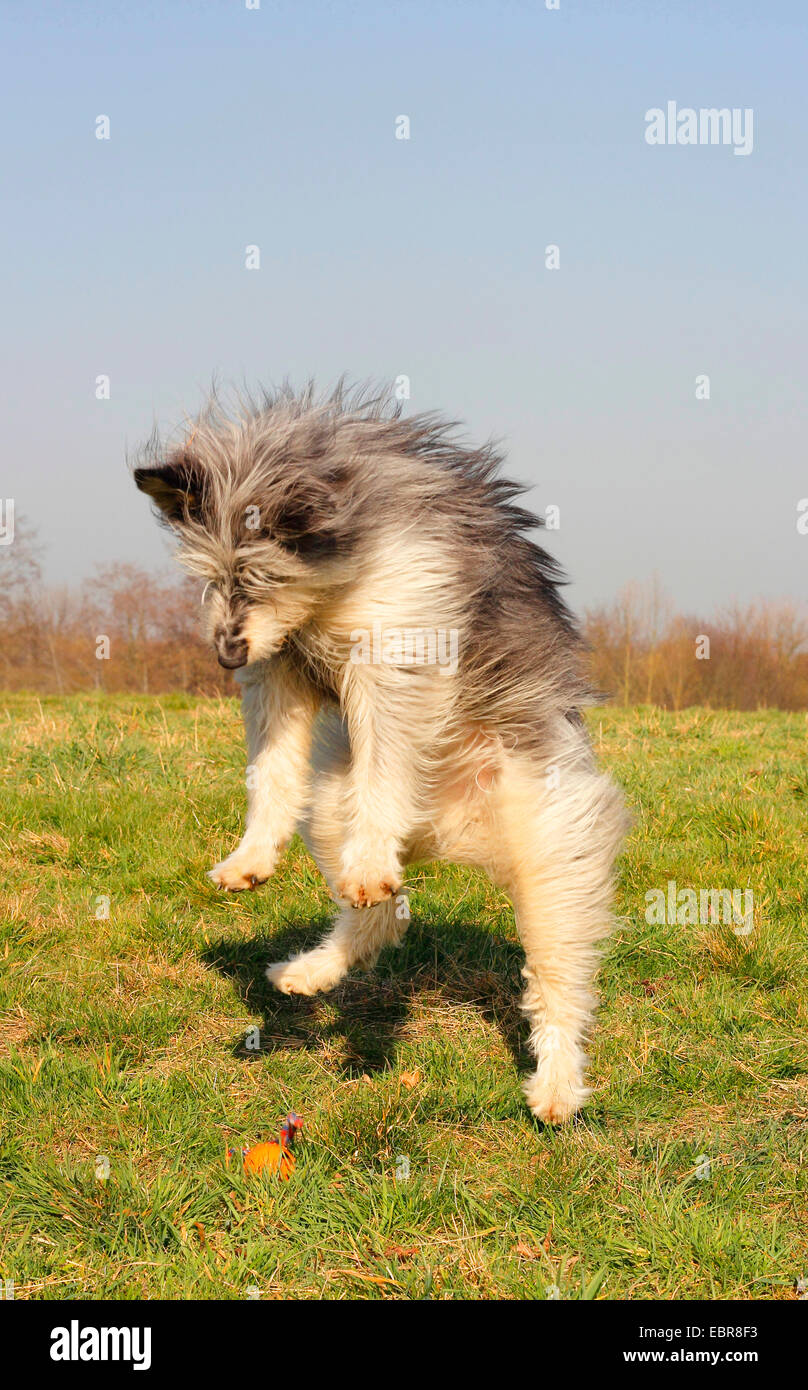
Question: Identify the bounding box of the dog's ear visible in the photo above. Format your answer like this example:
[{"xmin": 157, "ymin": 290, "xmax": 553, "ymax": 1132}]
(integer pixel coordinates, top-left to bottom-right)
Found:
[
  {"xmin": 274, "ymin": 499, "xmax": 334, "ymax": 556},
  {"xmin": 273, "ymin": 473, "xmax": 345, "ymax": 557},
  {"xmin": 134, "ymin": 455, "xmax": 206, "ymax": 523}
]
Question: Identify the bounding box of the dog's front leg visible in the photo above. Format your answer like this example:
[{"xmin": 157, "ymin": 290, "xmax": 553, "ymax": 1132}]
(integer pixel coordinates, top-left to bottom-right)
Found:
[
  {"xmin": 209, "ymin": 656, "xmax": 319, "ymax": 891},
  {"xmin": 335, "ymin": 672, "xmax": 431, "ymax": 908}
]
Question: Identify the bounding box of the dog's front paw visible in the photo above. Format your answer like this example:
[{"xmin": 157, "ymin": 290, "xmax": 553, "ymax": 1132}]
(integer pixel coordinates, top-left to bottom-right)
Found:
[
  {"xmin": 208, "ymin": 843, "xmax": 278, "ymax": 892},
  {"xmin": 266, "ymin": 949, "xmax": 345, "ymax": 996},
  {"xmin": 336, "ymin": 863, "xmax": 402, "ymax": 909},
  {"xmin": 523, "ymin": 1067, "xmax": 590, "ymax": 1125},
  {"xmin": 336, "ymin": 835, "xmax": 403, "ymax": 909}
]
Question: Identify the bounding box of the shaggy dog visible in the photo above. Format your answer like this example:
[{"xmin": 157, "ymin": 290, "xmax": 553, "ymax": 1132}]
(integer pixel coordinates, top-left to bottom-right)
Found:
[{"xmin": 134, "ymin": 385, "xmax": 627, "ymax": 1122}]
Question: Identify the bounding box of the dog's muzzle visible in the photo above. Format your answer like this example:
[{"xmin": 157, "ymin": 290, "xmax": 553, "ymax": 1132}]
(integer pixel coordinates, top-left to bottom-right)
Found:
[{"xmin": 216, "ymin": 635, "xmax": 249, "ymax": 669}]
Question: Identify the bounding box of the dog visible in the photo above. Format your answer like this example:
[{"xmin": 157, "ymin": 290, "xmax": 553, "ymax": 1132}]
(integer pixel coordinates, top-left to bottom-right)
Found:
[{"xmin": 134, "ymin": 384, "xmax": 628, "ymax": 1122}]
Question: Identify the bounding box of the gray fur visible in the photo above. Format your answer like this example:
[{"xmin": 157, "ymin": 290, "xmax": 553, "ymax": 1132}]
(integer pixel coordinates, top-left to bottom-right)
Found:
[
  {"xmin": 133, "ymin": 382, "xmax": 627, "ymax": 1123},
  {"xmin": 133, "ymin": 382, "xmax": 593, "ymax": 750}
]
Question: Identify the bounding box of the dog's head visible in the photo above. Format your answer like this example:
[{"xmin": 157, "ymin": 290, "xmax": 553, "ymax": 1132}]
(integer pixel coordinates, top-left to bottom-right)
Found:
[{"xmin": 134, "ymin": 408, "xmax": 354, "ymax": 669}]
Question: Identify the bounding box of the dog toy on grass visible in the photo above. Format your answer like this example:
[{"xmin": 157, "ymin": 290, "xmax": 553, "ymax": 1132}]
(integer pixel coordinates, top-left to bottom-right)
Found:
[{"xmin": 228, "ymin": 1112, "xmax": 303, "ymax": 1180}]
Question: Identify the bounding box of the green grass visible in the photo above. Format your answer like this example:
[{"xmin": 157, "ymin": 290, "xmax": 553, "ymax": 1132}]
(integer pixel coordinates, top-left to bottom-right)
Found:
[{"xmin": 1, "ymin": 694, "xmax": 806, "ymax": 1300}]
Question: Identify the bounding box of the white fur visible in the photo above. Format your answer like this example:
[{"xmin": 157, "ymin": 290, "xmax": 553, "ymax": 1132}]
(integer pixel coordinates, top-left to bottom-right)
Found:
[
  {"xmin": 218, "ymin": 654, "xmax": 626, "ymax": 1124},
  {"xmin": 135, "ymin": 389, "xmax": 628, "ymax": 1123}
]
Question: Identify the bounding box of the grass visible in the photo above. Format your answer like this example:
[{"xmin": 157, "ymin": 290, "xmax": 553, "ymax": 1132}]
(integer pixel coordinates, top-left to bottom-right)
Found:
[{"xmin": 0, "ymin": 693, "xmax": 806, "ymax": 1300}]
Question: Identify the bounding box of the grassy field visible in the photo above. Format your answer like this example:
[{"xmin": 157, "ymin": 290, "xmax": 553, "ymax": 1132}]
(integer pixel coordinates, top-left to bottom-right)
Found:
[{"xmin": 0, "ymin": 694, "xmax": 806, "ymax": 1300}]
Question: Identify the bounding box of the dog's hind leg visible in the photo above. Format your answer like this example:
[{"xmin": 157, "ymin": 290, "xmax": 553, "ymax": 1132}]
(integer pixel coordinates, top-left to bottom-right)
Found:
[
  {"xmin": 266, "ymin": 707, "xmax": 411, "ymax": 996},
  {"xmin": 266, "ymin": 898, "xmax": 408, "ymax": 996},
  {"xmin": 494, "ymin": 739, "xmax": 627, "ymax": 1124}
]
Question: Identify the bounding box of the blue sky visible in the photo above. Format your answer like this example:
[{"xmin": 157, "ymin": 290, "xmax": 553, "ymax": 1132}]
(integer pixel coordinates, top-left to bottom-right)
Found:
[{"xmin": 1, "ymin": 0, "xmax": 806, "ymax": 613}]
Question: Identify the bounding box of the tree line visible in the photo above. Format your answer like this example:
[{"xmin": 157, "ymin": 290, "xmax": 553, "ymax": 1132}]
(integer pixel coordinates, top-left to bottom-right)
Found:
[{"xmin": 2, "ymin": 530, "xmax": 807, "ymax": 707}]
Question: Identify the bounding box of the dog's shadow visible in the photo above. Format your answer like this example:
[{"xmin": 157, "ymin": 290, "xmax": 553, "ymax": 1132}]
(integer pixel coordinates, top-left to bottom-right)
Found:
[{"xmin": 201, "ymin": 913, "xmax": 529, "ymax": 1078}]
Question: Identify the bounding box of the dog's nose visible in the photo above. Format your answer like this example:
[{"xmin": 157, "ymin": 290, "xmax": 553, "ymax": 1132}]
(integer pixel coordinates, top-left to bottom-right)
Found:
[{"xmin": 216, "ymin": 634, "xmax": 249, "ymax": 669}]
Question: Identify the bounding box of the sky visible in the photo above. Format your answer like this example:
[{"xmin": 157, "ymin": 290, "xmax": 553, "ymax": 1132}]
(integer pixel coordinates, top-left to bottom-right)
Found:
[{"xmin": 1, "ymin": 0, "xmax": 806, "ymax": 615}]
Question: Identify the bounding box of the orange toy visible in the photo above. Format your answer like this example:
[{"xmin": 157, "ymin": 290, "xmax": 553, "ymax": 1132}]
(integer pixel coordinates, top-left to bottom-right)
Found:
[{"xmin": 228, "ymin": 1112, "xmax": 303, "ymax": 1180}]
